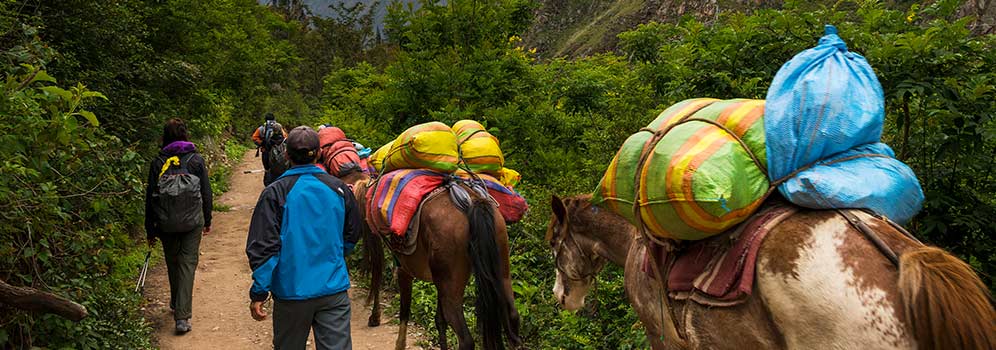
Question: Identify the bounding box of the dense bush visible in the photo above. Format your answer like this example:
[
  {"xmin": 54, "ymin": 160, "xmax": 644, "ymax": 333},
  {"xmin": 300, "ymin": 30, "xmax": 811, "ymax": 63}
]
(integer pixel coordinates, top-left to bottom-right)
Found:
[
  {"xmin": 0, "ymin": 26, "xmax": 151, "ymax": 348},
  {"xmin": 0, "ymin": 0, "xmax": 324, "ymax": 347}
]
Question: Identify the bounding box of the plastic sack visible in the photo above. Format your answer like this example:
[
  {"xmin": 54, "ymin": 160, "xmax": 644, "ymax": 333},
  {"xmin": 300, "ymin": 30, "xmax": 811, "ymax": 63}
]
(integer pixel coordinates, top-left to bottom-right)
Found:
[
  {"xmin": 593, "ymin": 98, "xmax": 769, "ymax": 240},
  {"xmin": 765, "ymin": 25, "xmax": 923, "ymax": 223},
  {"xmin": 779, "ymin": 143, "xmax": 923, "ymax": 223},
  {"xmin": 384, "ymin": 122, "xmax": 460, "ymax": 174},
  {"xmin": 498, "ymin": 167, "xmax": 521, "ymax": 189},
  {"xmin": 452, "ymin": 120, "xmax": 504, "ymax": 175},
  {"xmin": 369, "ymin": 140, "xmax": 394, "ymax": 173}
]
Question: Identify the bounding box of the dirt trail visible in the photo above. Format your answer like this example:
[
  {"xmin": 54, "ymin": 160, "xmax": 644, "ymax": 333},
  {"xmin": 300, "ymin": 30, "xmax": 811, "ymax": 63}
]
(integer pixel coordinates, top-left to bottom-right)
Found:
[{"xmin": 144, "ymin": 149, "xmax": 420, "ymax": 349}]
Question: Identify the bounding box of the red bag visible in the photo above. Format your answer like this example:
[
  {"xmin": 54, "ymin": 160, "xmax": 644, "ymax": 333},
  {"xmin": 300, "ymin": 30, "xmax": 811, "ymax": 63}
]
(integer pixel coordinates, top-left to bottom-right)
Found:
[{"xmin": 318, "ymin": 127, "xmax": 361, "ymax": 177}]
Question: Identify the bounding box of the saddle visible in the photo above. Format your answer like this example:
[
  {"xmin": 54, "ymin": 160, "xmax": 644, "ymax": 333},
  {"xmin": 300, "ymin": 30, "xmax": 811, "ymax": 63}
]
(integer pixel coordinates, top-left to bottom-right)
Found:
[
  {"xmin": 365, "ymin": 169, "xmax": 494, "ymax": 255},
  {"xmin": 643, "ymin": 203, "xmax": 798, "ymax": 307}
]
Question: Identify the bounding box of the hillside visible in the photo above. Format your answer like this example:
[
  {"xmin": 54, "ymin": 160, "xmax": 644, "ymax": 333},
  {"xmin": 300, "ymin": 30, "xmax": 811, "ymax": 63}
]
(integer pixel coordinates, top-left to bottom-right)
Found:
[{"xmin": 522, "ymin": 0, "xmax": 995, "ymax": 57}]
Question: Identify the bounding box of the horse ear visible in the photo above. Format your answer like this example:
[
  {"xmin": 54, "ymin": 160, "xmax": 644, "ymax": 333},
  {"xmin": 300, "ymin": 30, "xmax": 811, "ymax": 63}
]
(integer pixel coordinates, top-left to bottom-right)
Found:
[{"xmin": 551, "ymin": 195, "xmax": 567, "ymax": 224}]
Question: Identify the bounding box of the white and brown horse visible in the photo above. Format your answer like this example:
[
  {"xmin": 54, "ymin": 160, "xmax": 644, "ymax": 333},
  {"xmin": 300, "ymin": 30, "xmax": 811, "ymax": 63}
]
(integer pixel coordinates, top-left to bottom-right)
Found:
[{"xmin": 548, "ymin": 194, "xmax": 995, "ymax": 349}]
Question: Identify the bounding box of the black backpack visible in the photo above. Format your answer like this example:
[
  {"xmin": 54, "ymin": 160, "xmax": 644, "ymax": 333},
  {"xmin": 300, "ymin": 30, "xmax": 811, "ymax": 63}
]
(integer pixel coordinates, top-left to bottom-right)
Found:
[
  {"xmin": 260, "ymin": 120, "xmax": 284, "ymax": 148},
  {"xmin": 268, "ymin": 140, "xmax": 291, "ymax": 178},
  {"xmin": 153, "ymin": 154, "xmax": 204, "ymax": 233}
]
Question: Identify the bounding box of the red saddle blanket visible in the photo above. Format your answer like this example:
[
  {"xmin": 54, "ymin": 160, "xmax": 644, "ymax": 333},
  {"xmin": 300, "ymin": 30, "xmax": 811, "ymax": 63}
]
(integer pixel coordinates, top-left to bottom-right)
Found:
[
  {"xmin": 644, "ymin": 205, "xmax": 797, "ymax": 306},
  {"xmin": 457, "ymin": 173, "xmax": 528, "ymax": 223},
  {"xmin": 366, "ymin": 169, "xmax": 447, "ymax": 237}
]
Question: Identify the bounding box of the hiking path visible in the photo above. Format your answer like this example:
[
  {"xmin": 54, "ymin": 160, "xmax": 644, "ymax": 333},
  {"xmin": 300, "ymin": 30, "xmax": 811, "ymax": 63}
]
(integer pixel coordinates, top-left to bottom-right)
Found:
[{"xmin": 144, "ymin": 149, "xmax": 422, "ymax": 349}]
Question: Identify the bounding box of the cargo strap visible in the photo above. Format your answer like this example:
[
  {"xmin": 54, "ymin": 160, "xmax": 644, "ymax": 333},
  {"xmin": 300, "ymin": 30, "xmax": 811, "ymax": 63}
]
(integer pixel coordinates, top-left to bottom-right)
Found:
[
  {"xmin": 836, "ymin": 209, "xmax": 901, "ymax": 267},
  {"xmin": 631, "ymin": 101, "xmax": 718, "ymax": 347}
]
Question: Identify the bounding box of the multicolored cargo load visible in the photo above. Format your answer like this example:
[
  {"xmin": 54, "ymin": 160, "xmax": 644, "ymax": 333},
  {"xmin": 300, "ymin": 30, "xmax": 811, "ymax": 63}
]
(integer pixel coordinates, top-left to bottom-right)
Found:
[
  {"xmin": 452, "ymin": 120, "xmax": 504, "ymax": 176},
  {"xmin": 382, "ymin": 122, "xmax": 460, "ymax": 174},
  {"xmin": 592, "ymin": 99, "xmax": 769, "ymax": 241}
]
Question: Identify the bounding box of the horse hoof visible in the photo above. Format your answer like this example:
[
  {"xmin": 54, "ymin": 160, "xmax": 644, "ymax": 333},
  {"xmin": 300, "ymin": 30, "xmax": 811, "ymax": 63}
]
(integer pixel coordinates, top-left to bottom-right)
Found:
[{"xmin": 368, "ymin": 316, "xmax": 381, "ymax": 327}]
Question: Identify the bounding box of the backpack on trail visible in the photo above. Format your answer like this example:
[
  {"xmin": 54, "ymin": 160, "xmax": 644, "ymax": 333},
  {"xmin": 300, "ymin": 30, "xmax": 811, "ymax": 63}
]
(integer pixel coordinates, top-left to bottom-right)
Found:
[
  {"xmin": 154, "ymin": 154, "xmax": 204, "ymax": 233},
  {"xmin": 259, "ymin": 120, "xmax": 285, "ymax": 149},
  {"xmin": 268, "ymin": 140, "xmax": 290, "ymax": 178},
  {"xmin": 318, "ymin": 127, "xmax": 362, "ymax": 177},
  {"xmin": 258, "ymin": 120, "xmax": 290, "ymax": 177}
]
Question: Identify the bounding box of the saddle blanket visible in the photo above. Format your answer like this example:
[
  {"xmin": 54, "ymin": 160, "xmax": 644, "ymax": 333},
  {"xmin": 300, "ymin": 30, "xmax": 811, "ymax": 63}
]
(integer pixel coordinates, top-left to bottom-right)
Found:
[
  {"xmin": 366, "ymin": 169, "xmax": 447, "ymax": 237},
  {"xmin": 644, "ymin": 204, "xmax": 797, "ymax": 306},
  {"xmin": 457, "ymin": 173, "xmax": 528, "ymax": 223}
]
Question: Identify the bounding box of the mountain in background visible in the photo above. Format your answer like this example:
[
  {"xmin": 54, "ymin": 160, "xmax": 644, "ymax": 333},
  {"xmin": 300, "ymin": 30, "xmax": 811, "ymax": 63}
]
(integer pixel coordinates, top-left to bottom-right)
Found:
[
  {"xmin": 262, "ymin": 0, "xmax": 435, "ymax": 32},
  {"xmin": 523, "ymin": 0, "xmax": 995, "ymax": 58},
  {"xmin": 266, "ymin": 1, "xmax": 994, "ymax": 57}
]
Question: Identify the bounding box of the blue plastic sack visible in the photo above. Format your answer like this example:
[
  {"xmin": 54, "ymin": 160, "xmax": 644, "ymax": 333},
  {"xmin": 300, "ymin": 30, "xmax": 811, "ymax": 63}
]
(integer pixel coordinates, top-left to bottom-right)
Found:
[
  {"xmin": 765, "ymin": 25, "xmax": 924, "ymax": 223},
  {"xmin": 777, "ymin": 143, "xmax": 923, "ymax": 223}
]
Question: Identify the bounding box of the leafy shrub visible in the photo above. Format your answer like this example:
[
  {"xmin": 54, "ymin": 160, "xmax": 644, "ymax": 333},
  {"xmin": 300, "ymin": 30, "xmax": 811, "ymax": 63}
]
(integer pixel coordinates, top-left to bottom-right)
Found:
[{"xmin": 0, "ymin": 27, "xmax": 151, "ymax": 349}]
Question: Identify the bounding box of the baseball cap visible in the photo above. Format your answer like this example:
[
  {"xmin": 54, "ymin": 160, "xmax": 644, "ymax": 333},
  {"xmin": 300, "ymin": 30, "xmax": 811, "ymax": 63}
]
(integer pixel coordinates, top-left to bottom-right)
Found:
[{"xmin": 286, "ymin": 126, "xmax": 320, "ymax": 162}]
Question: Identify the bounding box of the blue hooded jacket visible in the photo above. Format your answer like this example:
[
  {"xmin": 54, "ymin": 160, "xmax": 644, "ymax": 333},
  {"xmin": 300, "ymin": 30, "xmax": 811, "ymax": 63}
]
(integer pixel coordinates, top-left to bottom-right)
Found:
[{"xmin": 246, "ymin": 164, "xmax": 362, "ymax": 301}]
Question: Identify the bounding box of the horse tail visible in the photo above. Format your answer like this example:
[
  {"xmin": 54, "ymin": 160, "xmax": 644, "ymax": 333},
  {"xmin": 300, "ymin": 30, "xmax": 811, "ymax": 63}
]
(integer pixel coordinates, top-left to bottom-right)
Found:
[
  {"xmin": 466, "ymin": 198, "xmax": 508, "ymax": 350},
  {"xmin": 361, "ymin": 224, "xmax": 383, "ymax": 278},
  {"xmin": 898, "ymin": 246, "xmax": 996, "ymax": 349}
]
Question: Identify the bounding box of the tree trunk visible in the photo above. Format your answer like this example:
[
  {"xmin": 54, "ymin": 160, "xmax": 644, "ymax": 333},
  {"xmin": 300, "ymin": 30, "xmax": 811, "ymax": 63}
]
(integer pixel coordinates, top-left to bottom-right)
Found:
[{"xmin": 0, "ymin": 279, "xmax": 87, "ymax": 322}]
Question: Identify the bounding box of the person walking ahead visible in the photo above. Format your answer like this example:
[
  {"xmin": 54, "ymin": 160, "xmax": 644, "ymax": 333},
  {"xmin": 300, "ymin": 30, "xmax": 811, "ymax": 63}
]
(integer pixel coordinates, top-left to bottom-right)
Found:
[
  {"xmin": 252, "ymin": 112, "xmax": 288, "ymax": 186},
  {"xmin": 246, "ymin": 126, "xmax": 361, "ymax": 350},
  {"xmin": 145, "ymin": 118, "xmax": 212, "ymax": 334}
]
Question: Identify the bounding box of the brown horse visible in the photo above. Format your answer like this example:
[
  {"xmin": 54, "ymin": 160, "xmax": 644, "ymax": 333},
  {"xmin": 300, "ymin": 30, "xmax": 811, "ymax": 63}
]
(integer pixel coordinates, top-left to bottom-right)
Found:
[
  {"xmin": 548, "ymin": 194, "xmax": 996, "ymax": 349},
  {"xmin": 337, "ymin": 170, "xmax": 370, "ymax": 186},
  {"xmin": 354, "ymin": 179, "xmax": 523, "ymax": 350}
]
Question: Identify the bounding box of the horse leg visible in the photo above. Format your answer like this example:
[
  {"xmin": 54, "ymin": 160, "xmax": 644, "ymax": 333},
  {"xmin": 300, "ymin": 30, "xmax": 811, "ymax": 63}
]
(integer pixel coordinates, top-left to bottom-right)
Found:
[
  {"xmin": 436, "ymin": 280, "xmax": 474, "ymax": 350},
  {"xmin": 500, "ymin": 273, "xmax": 523, "ymax": 348},
  {"xmin": 435, "ymin": 297, "xmax": 449, "ymax": 350},
  {"xmin": 365, "ymin": 229, "xmax": 384, "ymax": 327},
  {"xmin": 394, "ymin": 269, "xmax": 413, "ymax": 350}
]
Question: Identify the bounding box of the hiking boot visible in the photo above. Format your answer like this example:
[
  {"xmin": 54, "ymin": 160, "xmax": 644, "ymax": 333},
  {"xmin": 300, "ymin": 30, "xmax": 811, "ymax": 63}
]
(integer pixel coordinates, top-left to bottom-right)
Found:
[{"xmin": 175, "ymin": 319, "xmax": 191, "ymax": 334}]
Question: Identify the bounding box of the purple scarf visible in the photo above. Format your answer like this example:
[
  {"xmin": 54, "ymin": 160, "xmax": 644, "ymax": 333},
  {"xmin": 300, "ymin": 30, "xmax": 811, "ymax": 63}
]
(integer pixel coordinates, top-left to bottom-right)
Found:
[{"xmin": 162, "ymin": 141, "xmax": 197, "ymax": 155}]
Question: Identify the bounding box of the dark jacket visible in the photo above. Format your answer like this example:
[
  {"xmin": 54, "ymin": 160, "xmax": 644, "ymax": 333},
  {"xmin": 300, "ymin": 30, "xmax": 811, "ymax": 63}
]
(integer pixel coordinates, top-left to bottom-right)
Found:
[
  {"xmin": 144, "ymin": 141, "xmax": 213, "ymax": 240},
  {"xmin": 245, "ymin": 164, "xmax": 361, "ymax": 302}
]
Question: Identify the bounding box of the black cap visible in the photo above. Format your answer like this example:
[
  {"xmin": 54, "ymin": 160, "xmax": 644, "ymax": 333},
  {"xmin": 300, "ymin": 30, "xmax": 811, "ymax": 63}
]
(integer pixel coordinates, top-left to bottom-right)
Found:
[
  {"xmin": 286, "ymin": 126, "xmax": 319, "ymax": 164},
  {"xmin": 265, "ymin": 112, "xmax": 275, "ymax": 121}
]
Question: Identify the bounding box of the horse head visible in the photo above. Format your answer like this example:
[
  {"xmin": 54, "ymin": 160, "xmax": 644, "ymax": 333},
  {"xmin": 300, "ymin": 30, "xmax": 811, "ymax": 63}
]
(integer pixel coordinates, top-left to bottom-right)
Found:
[{"xmin": 547, "ymin": 194, "xmax": 608, "ymax": 311}]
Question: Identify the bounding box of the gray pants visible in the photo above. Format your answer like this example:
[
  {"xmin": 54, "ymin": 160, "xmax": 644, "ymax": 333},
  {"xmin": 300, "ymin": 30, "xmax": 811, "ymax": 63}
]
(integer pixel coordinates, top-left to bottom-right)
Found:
[
  {"xmin": 160, "ymin": 227, "xmax": 202, "ymax": 320},
  {"xmin": 273, "ymin": 291, "xmax": 352, "ymax": 350}
]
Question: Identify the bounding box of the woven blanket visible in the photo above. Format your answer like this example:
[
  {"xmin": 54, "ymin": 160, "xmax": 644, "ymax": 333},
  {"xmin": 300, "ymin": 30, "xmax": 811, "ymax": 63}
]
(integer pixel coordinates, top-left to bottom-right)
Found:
[
  {"xmin": 644, "ymin": 204, "xmax": 797, "ymax": 306},
  {"xmin": 366, "ymin": 169, "xmax": 447, "ymax": 237}
]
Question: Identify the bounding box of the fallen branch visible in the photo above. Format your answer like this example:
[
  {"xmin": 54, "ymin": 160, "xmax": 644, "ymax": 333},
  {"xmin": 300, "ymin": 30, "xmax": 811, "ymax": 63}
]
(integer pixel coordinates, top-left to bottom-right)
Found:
[{"xmin": 0, "ymin": 279, "xmax": 87, "ymax": 322}]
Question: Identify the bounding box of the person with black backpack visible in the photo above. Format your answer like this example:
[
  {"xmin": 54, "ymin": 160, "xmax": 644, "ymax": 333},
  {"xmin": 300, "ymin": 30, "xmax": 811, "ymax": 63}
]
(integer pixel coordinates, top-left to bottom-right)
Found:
[
  {"xmin": 144, "ymin": 118, "xmax": 212, "ymax": 334},
  {"xmin": 252, "ymin": 112, "xmax": 289, "ymax": 186}
]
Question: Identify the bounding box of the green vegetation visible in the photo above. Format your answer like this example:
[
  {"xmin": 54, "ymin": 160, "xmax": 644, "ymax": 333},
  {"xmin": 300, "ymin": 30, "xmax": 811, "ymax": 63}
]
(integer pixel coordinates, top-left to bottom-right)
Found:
[{"xmin": 0, "ymin": 0, "xmax": 992, "ymax": 348}]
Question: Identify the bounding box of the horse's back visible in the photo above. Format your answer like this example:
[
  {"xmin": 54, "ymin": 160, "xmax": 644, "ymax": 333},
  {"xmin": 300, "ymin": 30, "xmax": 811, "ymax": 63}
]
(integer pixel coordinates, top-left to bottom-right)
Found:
[{"xmin": 756, "ymin": 210, "xmax": 917, "ymax": 349}]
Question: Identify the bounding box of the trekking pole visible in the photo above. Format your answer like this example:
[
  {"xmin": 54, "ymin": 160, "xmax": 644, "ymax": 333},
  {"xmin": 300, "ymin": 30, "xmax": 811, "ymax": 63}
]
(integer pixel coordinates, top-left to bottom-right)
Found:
[
  {"xmin": 243, "ymin": 169, "xmax": 265, "ymax": 174},
  {"xmin": 135, "ymin": 250, "xmax": 151, "ymax": 293}
]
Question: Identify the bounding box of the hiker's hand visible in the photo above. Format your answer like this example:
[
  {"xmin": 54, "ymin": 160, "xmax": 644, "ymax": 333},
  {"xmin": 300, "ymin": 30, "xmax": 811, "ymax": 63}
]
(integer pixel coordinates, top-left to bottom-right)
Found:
[
  {"xmin": 203, "ymin": 226, "xmax": 211, "ymax": 235},
  {"xmin": 250, "ymin": 301, "xmax": 267, "ymax": 321}
]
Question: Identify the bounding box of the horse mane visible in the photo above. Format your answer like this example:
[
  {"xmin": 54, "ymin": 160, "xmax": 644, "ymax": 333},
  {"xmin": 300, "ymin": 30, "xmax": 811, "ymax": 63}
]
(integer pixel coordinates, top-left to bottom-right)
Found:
[{"xmin": 898, "ymin": 246, "xmax": 996, "ymax": 349}]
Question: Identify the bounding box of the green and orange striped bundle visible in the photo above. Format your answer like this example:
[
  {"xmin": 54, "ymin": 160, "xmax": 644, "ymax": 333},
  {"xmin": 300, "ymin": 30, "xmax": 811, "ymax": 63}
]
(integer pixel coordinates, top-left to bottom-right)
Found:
[
  {"xmin": 592, "ymin": 99, "xmax": 769, "ymax": 241},
  {"xmin": 452, "ymin": 120, "xmax": 504, "ymax": 176},
  {"xmin": 383, "ymin": 122, "xmax": 460, "ymax": 174}
]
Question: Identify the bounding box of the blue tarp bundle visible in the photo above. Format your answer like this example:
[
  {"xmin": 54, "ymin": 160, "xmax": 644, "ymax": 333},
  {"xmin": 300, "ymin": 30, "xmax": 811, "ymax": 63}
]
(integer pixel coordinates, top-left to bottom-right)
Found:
[{"xmin": 764, "ymin": 25, "xmax": 924, "ymax": 223}]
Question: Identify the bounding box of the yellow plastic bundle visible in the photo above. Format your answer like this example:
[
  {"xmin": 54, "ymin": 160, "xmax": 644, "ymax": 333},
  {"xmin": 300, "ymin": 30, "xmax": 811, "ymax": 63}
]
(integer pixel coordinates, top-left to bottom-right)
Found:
[
  {"xmin": 384, "ymin": 122, "xmax": 460, "ymax": 174},
  {"xmin": 498, "ymin": 167, "xmax": 521, "ymax": 189},
  {"xmin": 369, "ymin": 140, "xmax": 394, "ymax": 173},
  {"xmin": 452, "ymin": 120, "xmax": 504, "ymax": 175}
]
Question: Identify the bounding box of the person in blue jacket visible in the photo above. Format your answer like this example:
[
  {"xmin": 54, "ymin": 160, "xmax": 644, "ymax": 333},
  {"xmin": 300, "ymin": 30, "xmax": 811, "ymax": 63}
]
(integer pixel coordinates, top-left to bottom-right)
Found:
[{"xmin": 246, "ymin": 126, "xmax": 361, "ymax": 350}]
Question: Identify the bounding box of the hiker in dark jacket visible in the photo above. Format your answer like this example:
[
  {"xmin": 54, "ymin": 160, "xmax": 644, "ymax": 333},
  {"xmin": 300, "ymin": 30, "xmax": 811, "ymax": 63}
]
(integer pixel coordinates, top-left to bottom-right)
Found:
[
  {"xmin": 144, "ymin": 118, "xmax": 212, "ymax": 334},
  {"xmin": 246, "ymin": 126, "xmax": 361, "ymax": 350},
  {"xmin": 252, "ymin": 112, "xmax": 287, "ymax": 186}
]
